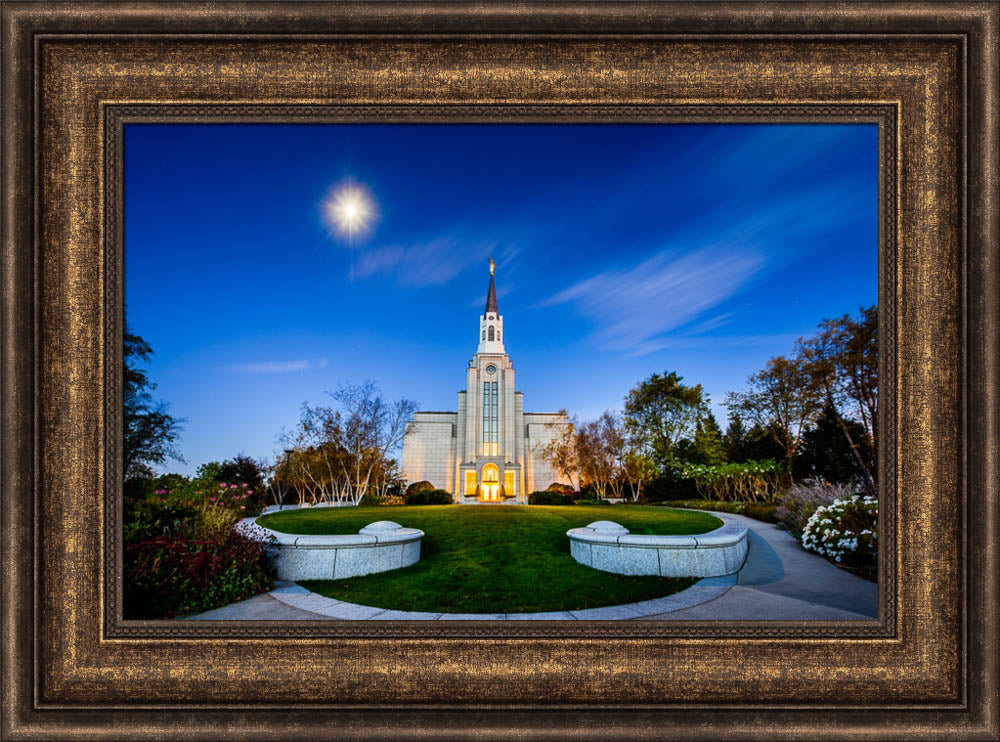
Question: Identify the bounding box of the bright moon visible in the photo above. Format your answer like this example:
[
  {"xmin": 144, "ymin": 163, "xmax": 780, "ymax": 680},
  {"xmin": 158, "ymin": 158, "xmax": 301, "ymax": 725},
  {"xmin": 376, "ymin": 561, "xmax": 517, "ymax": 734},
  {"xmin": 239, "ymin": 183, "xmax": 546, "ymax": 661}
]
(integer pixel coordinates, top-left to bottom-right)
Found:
[{"xmin": 323, "ymin": 183, "xmax": 376, "ymax": 240}]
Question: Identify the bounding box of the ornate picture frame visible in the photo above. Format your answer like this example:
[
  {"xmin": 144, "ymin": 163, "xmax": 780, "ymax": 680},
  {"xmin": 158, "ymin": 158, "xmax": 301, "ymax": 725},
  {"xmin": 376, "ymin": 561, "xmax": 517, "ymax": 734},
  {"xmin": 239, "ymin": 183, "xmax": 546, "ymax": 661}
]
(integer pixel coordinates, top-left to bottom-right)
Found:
[{"xmin": 2, "ymin": 2, "xmax": 996, "ymax": 739}]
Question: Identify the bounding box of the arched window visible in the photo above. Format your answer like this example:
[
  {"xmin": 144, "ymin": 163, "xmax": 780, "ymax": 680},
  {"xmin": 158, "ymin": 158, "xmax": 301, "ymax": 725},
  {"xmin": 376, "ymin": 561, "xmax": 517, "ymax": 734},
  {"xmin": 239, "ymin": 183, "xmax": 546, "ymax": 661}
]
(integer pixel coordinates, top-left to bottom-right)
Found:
[{"xmin": 488, "ymin": 326, "xmax": 495, "ymax": 341}]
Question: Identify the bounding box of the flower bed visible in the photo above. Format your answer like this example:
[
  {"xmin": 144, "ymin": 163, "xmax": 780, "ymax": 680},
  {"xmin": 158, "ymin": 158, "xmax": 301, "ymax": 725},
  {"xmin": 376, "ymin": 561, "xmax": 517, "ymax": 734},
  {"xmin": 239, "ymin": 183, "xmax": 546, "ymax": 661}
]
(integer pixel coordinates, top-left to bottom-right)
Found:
[
  {"xmin": 124, "ymin": 529, "xmax": 274, "ymax": 618},
  {"xmin": 123, "ymin": 479, "xmax": 274, "ymax": 618},
  {"xmin": 800, "ymin": 494, "xmax": 877, "ymax": 580}
]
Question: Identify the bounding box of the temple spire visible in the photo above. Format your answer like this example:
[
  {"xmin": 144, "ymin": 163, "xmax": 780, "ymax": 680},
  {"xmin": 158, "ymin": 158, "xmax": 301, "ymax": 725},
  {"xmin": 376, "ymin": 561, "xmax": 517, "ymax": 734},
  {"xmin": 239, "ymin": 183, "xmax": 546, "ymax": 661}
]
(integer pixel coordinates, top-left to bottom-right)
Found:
[{"xmin": 484, "ymin": 257, "xmax": 499, "ymax": 315}]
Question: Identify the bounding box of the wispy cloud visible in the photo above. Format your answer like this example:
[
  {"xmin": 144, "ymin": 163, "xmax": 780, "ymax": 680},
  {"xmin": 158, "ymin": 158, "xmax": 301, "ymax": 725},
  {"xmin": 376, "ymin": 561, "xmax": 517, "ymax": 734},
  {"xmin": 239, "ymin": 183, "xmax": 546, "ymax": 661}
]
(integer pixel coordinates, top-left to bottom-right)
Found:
[
  {"xmin": 682, "ymin": 312, "xmax": 736, "ymax": 335},
  {"xmin": 349, "ymin": 235, "xmax": 521, "ymax": 289},
  {"xmin": 224, "ymin": 358, "xmax": 328, "ymax": 374},
  {"xmin": 349, "ymin": 238, "xmax": 481, "ymax": 286},
  {"xmin": 537, "ymin": 171, "xmax": 872, "ymax": 357},
  {"xmin": 540, "ymin": 244, "xmax": 764, "ymax": 355}
]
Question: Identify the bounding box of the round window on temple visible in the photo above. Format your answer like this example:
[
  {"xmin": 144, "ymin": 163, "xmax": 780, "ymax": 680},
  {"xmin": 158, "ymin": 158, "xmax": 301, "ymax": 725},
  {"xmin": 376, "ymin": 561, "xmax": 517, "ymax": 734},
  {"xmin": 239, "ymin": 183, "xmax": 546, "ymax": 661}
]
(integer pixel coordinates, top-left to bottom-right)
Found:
[{"xmin": 486, "ymin": 364, "xmax": 497, "ymax": 375}]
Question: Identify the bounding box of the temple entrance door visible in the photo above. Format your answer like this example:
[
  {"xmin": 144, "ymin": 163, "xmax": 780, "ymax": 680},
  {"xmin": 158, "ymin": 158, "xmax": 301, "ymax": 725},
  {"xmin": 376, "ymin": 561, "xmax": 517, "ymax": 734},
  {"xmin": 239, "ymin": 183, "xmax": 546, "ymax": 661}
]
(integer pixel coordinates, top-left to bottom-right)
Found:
[{"xmin": 481, "ymin": 464, "xmax": 500, "ymax": 502}]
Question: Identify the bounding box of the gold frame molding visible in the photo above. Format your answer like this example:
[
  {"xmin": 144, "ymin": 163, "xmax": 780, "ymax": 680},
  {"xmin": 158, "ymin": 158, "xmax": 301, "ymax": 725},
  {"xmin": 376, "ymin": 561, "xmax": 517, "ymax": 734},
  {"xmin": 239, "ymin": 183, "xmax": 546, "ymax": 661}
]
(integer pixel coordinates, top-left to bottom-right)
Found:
[{"xmin": 2, "ymin": 2, "xmax": 997, "ymax": 740}]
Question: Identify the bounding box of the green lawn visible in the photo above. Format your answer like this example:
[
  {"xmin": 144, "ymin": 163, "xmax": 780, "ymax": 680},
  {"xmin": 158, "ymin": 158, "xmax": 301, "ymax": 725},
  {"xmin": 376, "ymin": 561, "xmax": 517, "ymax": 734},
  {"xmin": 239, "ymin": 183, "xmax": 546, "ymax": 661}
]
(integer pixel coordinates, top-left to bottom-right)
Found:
[{"xmin": 256, "ymin": 505, "xmax": 723, "ymax": 613}]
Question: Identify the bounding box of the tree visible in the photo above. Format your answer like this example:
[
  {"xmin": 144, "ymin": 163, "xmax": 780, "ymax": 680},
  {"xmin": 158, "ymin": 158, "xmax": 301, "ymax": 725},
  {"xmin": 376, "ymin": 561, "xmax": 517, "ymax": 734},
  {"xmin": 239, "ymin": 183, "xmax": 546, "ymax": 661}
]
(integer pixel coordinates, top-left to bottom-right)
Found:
[
  {"xmin": 282, "ymin": 381, "xmax": 417, "ymax": 505},
  {"xmin": 334, "ymin": 381, "xmax": 417, "ymax": 503},
  {"xmin": 794, "ymin": 403, "xmax": 873, "ymax": 485},
  {"xmin": 571, "ymin": 411, "xmax": 649, "ymax": 500},
  {"xmin": 538, "ymin": 410, "xmax": 579, "ymax": 490},
  {"xmin": 575, "ymin": 417, "xmax": 618, "ymax": 499},
  {"xmin": 725, "ymin": 355, "xmax": 821, "ymax": 471},
  {"xmin": 796, "ymin": 305, "xmax": 877, "ymax": 493},
  {"xmin": 722, "ymin": 412, "xmax": 752, "ymax": 462},
  {"xmin": 598, "ymin": 411, "xmax": 627, "ymax": 500},
  {"xmin": 196, "ymin": 454, "xmax": 265, "ymax": 495},
  {"xmin": 685, "ymin": 411, "xmax": 727, "ymax": 466},
  {"xmin": 622, "ymin": 447, "xmax": 656, "ymax": 502},
  {"xmin": 621, "ymin": 410, "xmax": 656, "ymax": 502},
  {"xmin": 624, "ymin": 371, "xmax": 708, "ymax": 470},
  {"xmin": 123, "ymin": 324, "xmax": 184, "ymax": 480}
]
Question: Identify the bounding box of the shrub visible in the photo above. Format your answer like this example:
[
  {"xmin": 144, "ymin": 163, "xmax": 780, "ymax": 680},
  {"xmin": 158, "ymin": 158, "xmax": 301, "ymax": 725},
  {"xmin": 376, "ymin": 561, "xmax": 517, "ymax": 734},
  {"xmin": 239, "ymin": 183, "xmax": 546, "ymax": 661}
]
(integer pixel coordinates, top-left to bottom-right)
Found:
[
  {"xmin": 801, "ymin": 494, "xmax": 877, "ymax": 579},
  {"xmin": 405, "ymin": 488, "xmax": 453, "ymax": 505},
  {"xmin": 405, "ymin": 480, "xmax": 436, "ymax": 496},
  {"xmin": 575, "ymin": 498, "xmax": 610, "ymax": 506},
  {"xmin": 775, "ymin": 478, "xmax": 852, "ymax": 535},
  {"xmin": 742, "ymin": 502, "xmax": 779, "ymax": 523},
  {"xmin": 123, "ymin": 476, "xmax": 271, "ymax": 618},
  {"xmin": 123, "ymin": 496, "xmax": 200, "ymax": 542},
  {"xmin": 528, "ymin": 491, "xmax": 576, "ymax": 505},
  {"xmin": 658, "ymin": 499, "xmax": 779, "ymax": 523},
  {"xmin": 124, "ymin": 528, "xmax": 274, "ymax": 619},
  {"xmin": 360, "ymin": 493, "xmax": 406, "ymax": 506},
  {"xmin": 546, "ymin": 482, "xmax": 574, "ymax": 493},
  {"xmin": 679, "ymin": 459, "xmax": 788, "ymax": 503},
  {"xmin": 641, "ymin": 469, "xmax": 700, "ymax": 502}
]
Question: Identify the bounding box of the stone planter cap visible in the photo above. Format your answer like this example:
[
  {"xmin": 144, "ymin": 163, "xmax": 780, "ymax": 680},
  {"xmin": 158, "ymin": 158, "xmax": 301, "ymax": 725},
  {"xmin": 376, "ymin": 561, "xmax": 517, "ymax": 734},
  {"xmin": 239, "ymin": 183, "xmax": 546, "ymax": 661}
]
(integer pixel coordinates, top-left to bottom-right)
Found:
[
  {"xmin": 585, "ymin": 520, "xmax": 630, "ymax": 534},
  {"xmin": 359, "ymin": 520, "xmax": 404, "ymax": 534}
]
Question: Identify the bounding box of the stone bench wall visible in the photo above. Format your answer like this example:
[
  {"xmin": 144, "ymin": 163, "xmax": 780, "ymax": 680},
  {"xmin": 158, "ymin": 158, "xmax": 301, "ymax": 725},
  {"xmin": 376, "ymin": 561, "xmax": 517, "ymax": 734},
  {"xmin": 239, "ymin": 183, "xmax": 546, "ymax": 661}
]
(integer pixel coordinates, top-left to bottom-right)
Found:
[
  {"xmin": 242, "ymin": 519, "xmax": 424, "ymax": 581},
  {"xmin": 567, "ymin": 519, "xmax": 748, "ymax": 578}
]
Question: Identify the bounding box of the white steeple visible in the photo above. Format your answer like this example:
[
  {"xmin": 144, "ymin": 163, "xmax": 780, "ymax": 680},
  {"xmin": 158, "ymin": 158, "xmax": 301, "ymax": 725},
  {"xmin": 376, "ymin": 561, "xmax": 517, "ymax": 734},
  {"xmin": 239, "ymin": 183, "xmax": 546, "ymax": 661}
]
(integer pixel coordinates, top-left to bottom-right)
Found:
[{"xmin": 478, "ymin": 256, "xmax": 505, "ymax": 354}]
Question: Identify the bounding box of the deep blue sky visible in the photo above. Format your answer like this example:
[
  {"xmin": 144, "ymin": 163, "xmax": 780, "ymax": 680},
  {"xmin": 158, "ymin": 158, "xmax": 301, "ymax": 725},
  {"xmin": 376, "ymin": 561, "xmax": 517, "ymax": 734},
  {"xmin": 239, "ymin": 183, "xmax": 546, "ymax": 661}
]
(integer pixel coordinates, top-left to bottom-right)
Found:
[{"xmin": 124, "ymin": 123, "xmax": 878, "ymax": 475}]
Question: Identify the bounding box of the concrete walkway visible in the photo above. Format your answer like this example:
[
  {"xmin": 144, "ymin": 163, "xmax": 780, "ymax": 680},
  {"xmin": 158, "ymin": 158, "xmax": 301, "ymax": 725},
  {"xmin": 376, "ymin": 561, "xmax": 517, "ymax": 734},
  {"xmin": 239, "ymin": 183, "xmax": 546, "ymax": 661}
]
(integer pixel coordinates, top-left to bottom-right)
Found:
[
  {"xmin": 637, "ymin": 512, "xmax": 877, "ymax": 620},
  {"xmin": 183, "ymin": 511, "xmax": 877, "ymax": 621}
]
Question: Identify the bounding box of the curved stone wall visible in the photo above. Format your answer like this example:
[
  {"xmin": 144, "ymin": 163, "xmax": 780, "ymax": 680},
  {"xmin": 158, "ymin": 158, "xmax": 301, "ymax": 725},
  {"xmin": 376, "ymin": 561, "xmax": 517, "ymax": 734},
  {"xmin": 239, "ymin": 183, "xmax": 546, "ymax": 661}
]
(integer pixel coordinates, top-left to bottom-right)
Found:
[
  {"xmin": 567, "ymin": 518, "xmax": 748, "ymax": 578},
  {"xmin": 244, "ymin": 518, "xmax": 424, "ymax": 582}
]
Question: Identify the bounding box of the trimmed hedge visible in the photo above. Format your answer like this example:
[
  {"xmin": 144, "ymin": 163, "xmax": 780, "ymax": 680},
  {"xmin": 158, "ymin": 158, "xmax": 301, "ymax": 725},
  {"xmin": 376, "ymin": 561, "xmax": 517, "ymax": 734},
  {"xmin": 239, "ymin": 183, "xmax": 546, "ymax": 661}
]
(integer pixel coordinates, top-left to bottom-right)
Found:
[
  {"xmin": 658, "ymin": 499, "xmax": 779, "ymax": 524},
  {"xmin": 528, "ymin": 491, "xmax": 576, "ymax": 506},
  {"xmin": 405, "ymin": 488, "xmax": 453, "ymax": 505},
  {"xmin": 405, "ymin": 480, "xmax": 436, "ymax": 496}
]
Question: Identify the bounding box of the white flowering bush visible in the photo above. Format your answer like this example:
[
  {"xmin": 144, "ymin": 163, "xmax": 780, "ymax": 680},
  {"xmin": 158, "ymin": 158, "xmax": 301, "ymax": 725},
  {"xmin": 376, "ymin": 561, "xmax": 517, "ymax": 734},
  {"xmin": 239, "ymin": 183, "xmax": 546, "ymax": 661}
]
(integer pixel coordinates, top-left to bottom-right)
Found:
[{"xmin": 801, "ymin": 494, "xmax": 877, "ymax": 578}]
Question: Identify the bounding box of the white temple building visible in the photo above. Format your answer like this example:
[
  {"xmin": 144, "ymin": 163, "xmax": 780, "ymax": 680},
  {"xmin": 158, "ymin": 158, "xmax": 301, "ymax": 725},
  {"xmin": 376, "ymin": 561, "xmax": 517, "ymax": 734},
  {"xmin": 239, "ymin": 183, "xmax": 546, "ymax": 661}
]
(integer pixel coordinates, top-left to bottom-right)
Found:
[{"xmin": 401, "ymin": 259, "xmax": 573, "ymax": 503}]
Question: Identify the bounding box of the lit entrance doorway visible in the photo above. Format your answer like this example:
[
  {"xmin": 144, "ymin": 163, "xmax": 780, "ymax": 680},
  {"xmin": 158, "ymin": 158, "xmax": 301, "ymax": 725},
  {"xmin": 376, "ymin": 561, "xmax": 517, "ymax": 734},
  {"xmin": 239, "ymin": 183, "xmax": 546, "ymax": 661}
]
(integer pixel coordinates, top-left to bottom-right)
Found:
[{"xmin": 481, "ymin": 464, "xmax": 500, "ymax": 501}]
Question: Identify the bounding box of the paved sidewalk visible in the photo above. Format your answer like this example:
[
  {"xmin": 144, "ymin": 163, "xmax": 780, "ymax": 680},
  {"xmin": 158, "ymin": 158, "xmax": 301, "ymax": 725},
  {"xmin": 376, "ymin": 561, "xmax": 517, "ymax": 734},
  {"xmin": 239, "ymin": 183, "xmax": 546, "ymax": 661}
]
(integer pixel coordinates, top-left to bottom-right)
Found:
[
  {"xmin": 183, "ymin": 511, "xmax": 877, "ymax": 621},
  {"xmin": 639, "ymin": 512, "xmax": 877, "ymax": 620},
  {"xmin": 181, "ymin": 591, "xmax": 330, "ymax": 620}
]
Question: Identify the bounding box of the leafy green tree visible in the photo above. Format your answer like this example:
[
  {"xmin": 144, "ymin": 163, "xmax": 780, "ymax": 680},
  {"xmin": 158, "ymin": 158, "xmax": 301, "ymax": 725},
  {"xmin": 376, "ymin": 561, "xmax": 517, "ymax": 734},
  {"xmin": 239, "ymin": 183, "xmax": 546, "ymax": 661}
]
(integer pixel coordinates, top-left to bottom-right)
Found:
[
  {"xmin": 195, "ymin": 461, "xmax": 224, "ymax": 481},
  {"xmin": 689, "ymin": 411, "xmax": 727, "ymax": 465},
  {"xmin": 538, "ymin": 409, "xmax": 580, "ymax": 490},
  {"xmin": 198, "ymin": 454, "xmax": 267, "ymax": 508},
  {"xmin": 725, "ymin": 355, "xmax": 821, "ymax": 472},
  {"xmin": 742, "ymin": 423, "xmax": 789, "ymax": 462},
  {"xmin": 123, "ymin": 324, "xmax": 184, "ymax": 481},
  {"xmin": 624, "ymin": 371, "xmax": 708, "ymax": 470},
  {"xmin": 794, "ymin": 403, "xmax": 873, "ymax": 485},
  {"xmin": 722, "ymin": 412, "xmax": 751, "ymax": 462},
  {"xmin": 797, "ymin": 305, "xmax": 877, "ymax": 493}
]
